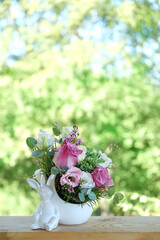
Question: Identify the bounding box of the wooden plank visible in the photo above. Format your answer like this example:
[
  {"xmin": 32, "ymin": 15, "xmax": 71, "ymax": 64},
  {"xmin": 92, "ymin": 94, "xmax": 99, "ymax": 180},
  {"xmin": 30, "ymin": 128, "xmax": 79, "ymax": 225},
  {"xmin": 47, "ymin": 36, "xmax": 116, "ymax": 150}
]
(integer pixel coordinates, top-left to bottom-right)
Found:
[{"xmin": 0, "ymin": 216, "xmax": 160, "ymax": 240}]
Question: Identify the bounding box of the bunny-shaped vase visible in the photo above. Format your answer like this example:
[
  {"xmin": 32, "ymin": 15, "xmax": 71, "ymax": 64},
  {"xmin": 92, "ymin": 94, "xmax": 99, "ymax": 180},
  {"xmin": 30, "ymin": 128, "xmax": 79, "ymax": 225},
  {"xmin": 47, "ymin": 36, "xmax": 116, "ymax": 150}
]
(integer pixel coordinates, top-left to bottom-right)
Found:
[
  {"xmin": 27, "ymin": 177, "xmax": 60, "ymax": 231},
  {"xmin": 47, "ymin": 174, "xmax": 94, "ymax": 225}
]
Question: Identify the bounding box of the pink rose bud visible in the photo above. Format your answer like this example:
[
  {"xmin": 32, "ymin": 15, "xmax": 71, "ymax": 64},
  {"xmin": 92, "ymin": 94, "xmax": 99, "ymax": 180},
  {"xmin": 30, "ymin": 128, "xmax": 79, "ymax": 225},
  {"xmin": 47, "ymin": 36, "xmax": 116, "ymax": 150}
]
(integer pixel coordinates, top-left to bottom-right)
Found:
[
  {"xmin": 92, "ymin": 167, "xmax": 114, "ymax": 188},
  {"xmin": 54, "ymin": 141, "xmax": 82, "ymax": 168},
  {"xmin": 60, "ymin": 167, "xmax": 83, "ymax": 188}
]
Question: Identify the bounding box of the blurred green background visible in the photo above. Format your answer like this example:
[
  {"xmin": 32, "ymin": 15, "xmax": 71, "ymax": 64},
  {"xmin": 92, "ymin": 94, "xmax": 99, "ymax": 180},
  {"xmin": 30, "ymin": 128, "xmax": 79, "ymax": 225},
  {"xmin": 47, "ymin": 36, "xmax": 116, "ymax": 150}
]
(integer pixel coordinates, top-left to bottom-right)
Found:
[{"xmin": 0, "ymin": 0, "xmax": 160, "ymax": 216}]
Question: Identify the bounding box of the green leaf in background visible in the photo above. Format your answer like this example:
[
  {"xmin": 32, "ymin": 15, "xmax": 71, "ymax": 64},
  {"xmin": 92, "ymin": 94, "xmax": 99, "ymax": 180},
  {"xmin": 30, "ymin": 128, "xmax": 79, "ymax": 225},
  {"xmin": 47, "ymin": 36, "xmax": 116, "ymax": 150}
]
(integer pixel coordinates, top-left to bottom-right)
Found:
[
  {"xmin": 52, "ymin": 127, "xmax": 61, "ymax": 136},
  {"xmin": 88, "ymin": 192, "xmax": 97, "ymax": 200},
  {"xmin": 26, "ymin": 137, "xmax": 37, "ymax": 149},
  {"xmin": 113, "ymin": 192, "xmax": 124, "ymax": 204},
  {"xmin": 32, "ymin": 150, "xmax": 44, "ymax": 158},
  {"xmin": 78, "ymin": 192, "xmax": 85, "ymax": 202},
  {"xmin": 51, "ymin": 166, "xmax": 60, "ymax": 175}
]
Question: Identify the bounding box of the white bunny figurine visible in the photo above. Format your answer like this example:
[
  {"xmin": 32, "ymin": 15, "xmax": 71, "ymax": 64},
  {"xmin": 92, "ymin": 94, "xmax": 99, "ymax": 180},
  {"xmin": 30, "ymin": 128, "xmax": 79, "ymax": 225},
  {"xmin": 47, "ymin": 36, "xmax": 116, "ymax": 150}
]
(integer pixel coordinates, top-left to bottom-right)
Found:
[{"xmin": 27, "ymin": 175, "xmax": 60, "ymax": 231}]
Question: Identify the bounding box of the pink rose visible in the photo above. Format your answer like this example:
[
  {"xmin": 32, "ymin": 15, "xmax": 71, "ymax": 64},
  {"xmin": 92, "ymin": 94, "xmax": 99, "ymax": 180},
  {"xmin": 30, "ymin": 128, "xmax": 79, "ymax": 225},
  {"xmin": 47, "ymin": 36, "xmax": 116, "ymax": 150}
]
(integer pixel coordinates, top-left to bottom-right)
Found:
[
  {"xmin": 60, "ymin": 167, "xmax": 83, "ymax": 188},
  {"xmin": 92, "ymin": 167, "xmax": 114, "ymax": 188},
  {"xmin": 54, "ymin": 142, "xmax": 82, "ymax": 168}
]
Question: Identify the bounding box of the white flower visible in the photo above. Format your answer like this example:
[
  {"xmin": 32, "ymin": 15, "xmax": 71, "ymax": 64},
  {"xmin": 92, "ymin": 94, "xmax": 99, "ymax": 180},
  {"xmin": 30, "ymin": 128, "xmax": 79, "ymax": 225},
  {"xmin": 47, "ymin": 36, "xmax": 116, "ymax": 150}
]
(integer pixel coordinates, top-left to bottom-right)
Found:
[
  {"xmin": 37, "ymin": 130, "xmax": 55, "ymax": 149},
  {"xmin": 33, "ymin": 169, "xmax": 43, "ymax": 183},
  {"xmin": 61, "ymin": 126, "xmax": 73, "ymax": 139},
  {"xmin": 77, "ymin": 145, "xmax": 87, "ymax": 161},
  {"xmin": 80, "ymin": 172, "xmax": 95, "ymax": 189},
  {"xmin": 98, "ymin": 150, "xmax": 112, "ymax": 168}
]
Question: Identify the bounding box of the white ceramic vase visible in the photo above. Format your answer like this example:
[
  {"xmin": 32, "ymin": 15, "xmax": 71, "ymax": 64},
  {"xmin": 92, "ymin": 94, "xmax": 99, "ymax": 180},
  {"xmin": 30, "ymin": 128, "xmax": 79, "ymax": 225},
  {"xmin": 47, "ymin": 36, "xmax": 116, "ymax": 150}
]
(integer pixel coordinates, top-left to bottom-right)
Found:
[{"xmin": 47, "ymin": 174, "xmax": 94, "ymax": 225}]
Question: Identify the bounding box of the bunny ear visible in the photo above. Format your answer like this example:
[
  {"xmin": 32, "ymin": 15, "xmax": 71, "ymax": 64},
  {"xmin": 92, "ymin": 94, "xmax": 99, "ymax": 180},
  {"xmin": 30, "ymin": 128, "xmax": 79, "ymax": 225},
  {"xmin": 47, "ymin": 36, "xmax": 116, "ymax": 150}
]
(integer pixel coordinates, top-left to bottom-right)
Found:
[
  {"xmin": 27, "ymin": 178, "xmax": 40, "ymax": 190},
  {"xmin": 40, "ymin": 175, "xmax": 46, "ymax": 185}
]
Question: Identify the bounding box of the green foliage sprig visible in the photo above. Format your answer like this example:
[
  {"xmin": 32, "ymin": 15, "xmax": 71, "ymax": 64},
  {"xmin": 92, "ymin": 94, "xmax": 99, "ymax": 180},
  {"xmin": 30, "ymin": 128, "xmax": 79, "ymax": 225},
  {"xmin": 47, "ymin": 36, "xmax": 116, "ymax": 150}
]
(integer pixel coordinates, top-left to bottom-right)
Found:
[
  {"xmin": 77, "ymin": 147, "xmax": 104, "ymax": 172},
  {"xmin": 26, "ymin": 136, "xmax": 55, "ymax": 178}
]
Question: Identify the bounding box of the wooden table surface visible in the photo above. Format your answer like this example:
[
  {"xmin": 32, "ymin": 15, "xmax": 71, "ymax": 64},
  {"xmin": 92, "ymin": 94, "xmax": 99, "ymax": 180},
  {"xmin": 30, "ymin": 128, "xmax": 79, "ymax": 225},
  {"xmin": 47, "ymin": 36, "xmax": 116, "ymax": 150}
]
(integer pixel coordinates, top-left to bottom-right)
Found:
[{"xmin": 0, "ymin": 216, "xmax": 160, "ymax": 240}]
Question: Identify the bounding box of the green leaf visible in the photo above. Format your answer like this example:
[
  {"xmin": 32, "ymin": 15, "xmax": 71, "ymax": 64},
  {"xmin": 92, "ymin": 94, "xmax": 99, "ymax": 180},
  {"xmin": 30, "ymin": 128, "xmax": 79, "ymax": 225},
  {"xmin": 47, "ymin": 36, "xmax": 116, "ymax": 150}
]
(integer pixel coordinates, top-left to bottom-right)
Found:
[
  {"xmin": 81, "ymin": 188, "xmax": 88, "ymax": 195},
  {"xmin": 61, "ymin": 166, "xmax": 69, "ymax": 172},
  {"xmin": 51, "ymin": 166, "xmax": 60, "ymax": 175},
  {"xmin": 113, "ymin": 192, "xmax": 124, "ymax": 204},
  {"xmin": 87, "ymin": 188, "xmax": 92, "ymax": 195},
  {"xmin": 49, "ymin": 151, "xmax": 54, "ymax": 159},
  {"xmin": 26, "ymin": 137, "xmax": 37, "ymax": 149},
  {"xmin": 54, "ymin": 120, "xmax": 61, "ymax": 128},
  {"xmin": 56, "ymin": 120, "xmax": 61, "ymax": 128},
  {"xmin": 54, "ymin": 138, "xmax": 60, "ymax": 143},
  {"xmin": 108, "ymin": 187, "xmax": 115, "ymax": 197},
  {"xmin": 52, "ymin": 127, "xmax": 61, "ymax": 136},
  {"xmin": 78, "ymin": 192, "xmax": 85, "ymax": 202},
  {"xmin": 106, "ymin": 195, "xmax": 112, "ymax": 199},
  {"xmin": 88, "ymin": 192, "xmax": 97, "ymax": 200},
  {"xmin": 32, "ymin": 150, "xmax": 44, "ymax": 158}
]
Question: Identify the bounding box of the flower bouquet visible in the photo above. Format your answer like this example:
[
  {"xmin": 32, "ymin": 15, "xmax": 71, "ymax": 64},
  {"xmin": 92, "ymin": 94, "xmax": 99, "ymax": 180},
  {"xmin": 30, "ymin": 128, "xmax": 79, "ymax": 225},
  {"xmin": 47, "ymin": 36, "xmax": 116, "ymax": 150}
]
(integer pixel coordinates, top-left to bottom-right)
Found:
[{"xmin": 26, "ymin": 121, "xmax": 123, "ymax": 231}]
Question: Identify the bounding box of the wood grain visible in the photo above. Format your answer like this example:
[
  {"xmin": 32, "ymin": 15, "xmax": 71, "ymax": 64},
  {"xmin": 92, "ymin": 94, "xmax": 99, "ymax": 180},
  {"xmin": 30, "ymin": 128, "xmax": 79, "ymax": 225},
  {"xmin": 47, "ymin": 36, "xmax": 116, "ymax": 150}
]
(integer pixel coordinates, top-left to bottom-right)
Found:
[{"xmin": 0, "ymin": 216, "xmax": 160, "ymax": 240}]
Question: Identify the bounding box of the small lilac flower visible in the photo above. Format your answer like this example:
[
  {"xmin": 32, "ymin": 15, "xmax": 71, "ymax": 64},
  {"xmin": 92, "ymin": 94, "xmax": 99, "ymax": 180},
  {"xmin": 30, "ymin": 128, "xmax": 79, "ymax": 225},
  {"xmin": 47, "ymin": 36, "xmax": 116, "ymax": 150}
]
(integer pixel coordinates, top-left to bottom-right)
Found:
[
  {"xmin": 36, "ymin": 159, "xmax": 41, "ymax": 163},
  {"xmin": 68, "ymin": 187, "xmax": 74, "ymax": 193},
  {"xmin": 73, "ymin": 125, "xmax": 78, "ymax": 131},
  {"xmin": 63, "ymin": 138, "xmax": 68, "ymax": 143},
  {"xmin": 69, "ymin": 132, "xmax": 76, "ymax": 137},
  {"xmin": 54, "ymin": 148, "xmax": 60, "ymax": 152},
  {"xmin": 76, "ymin": 138, "xmax": 82, "ymax": 145}
]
